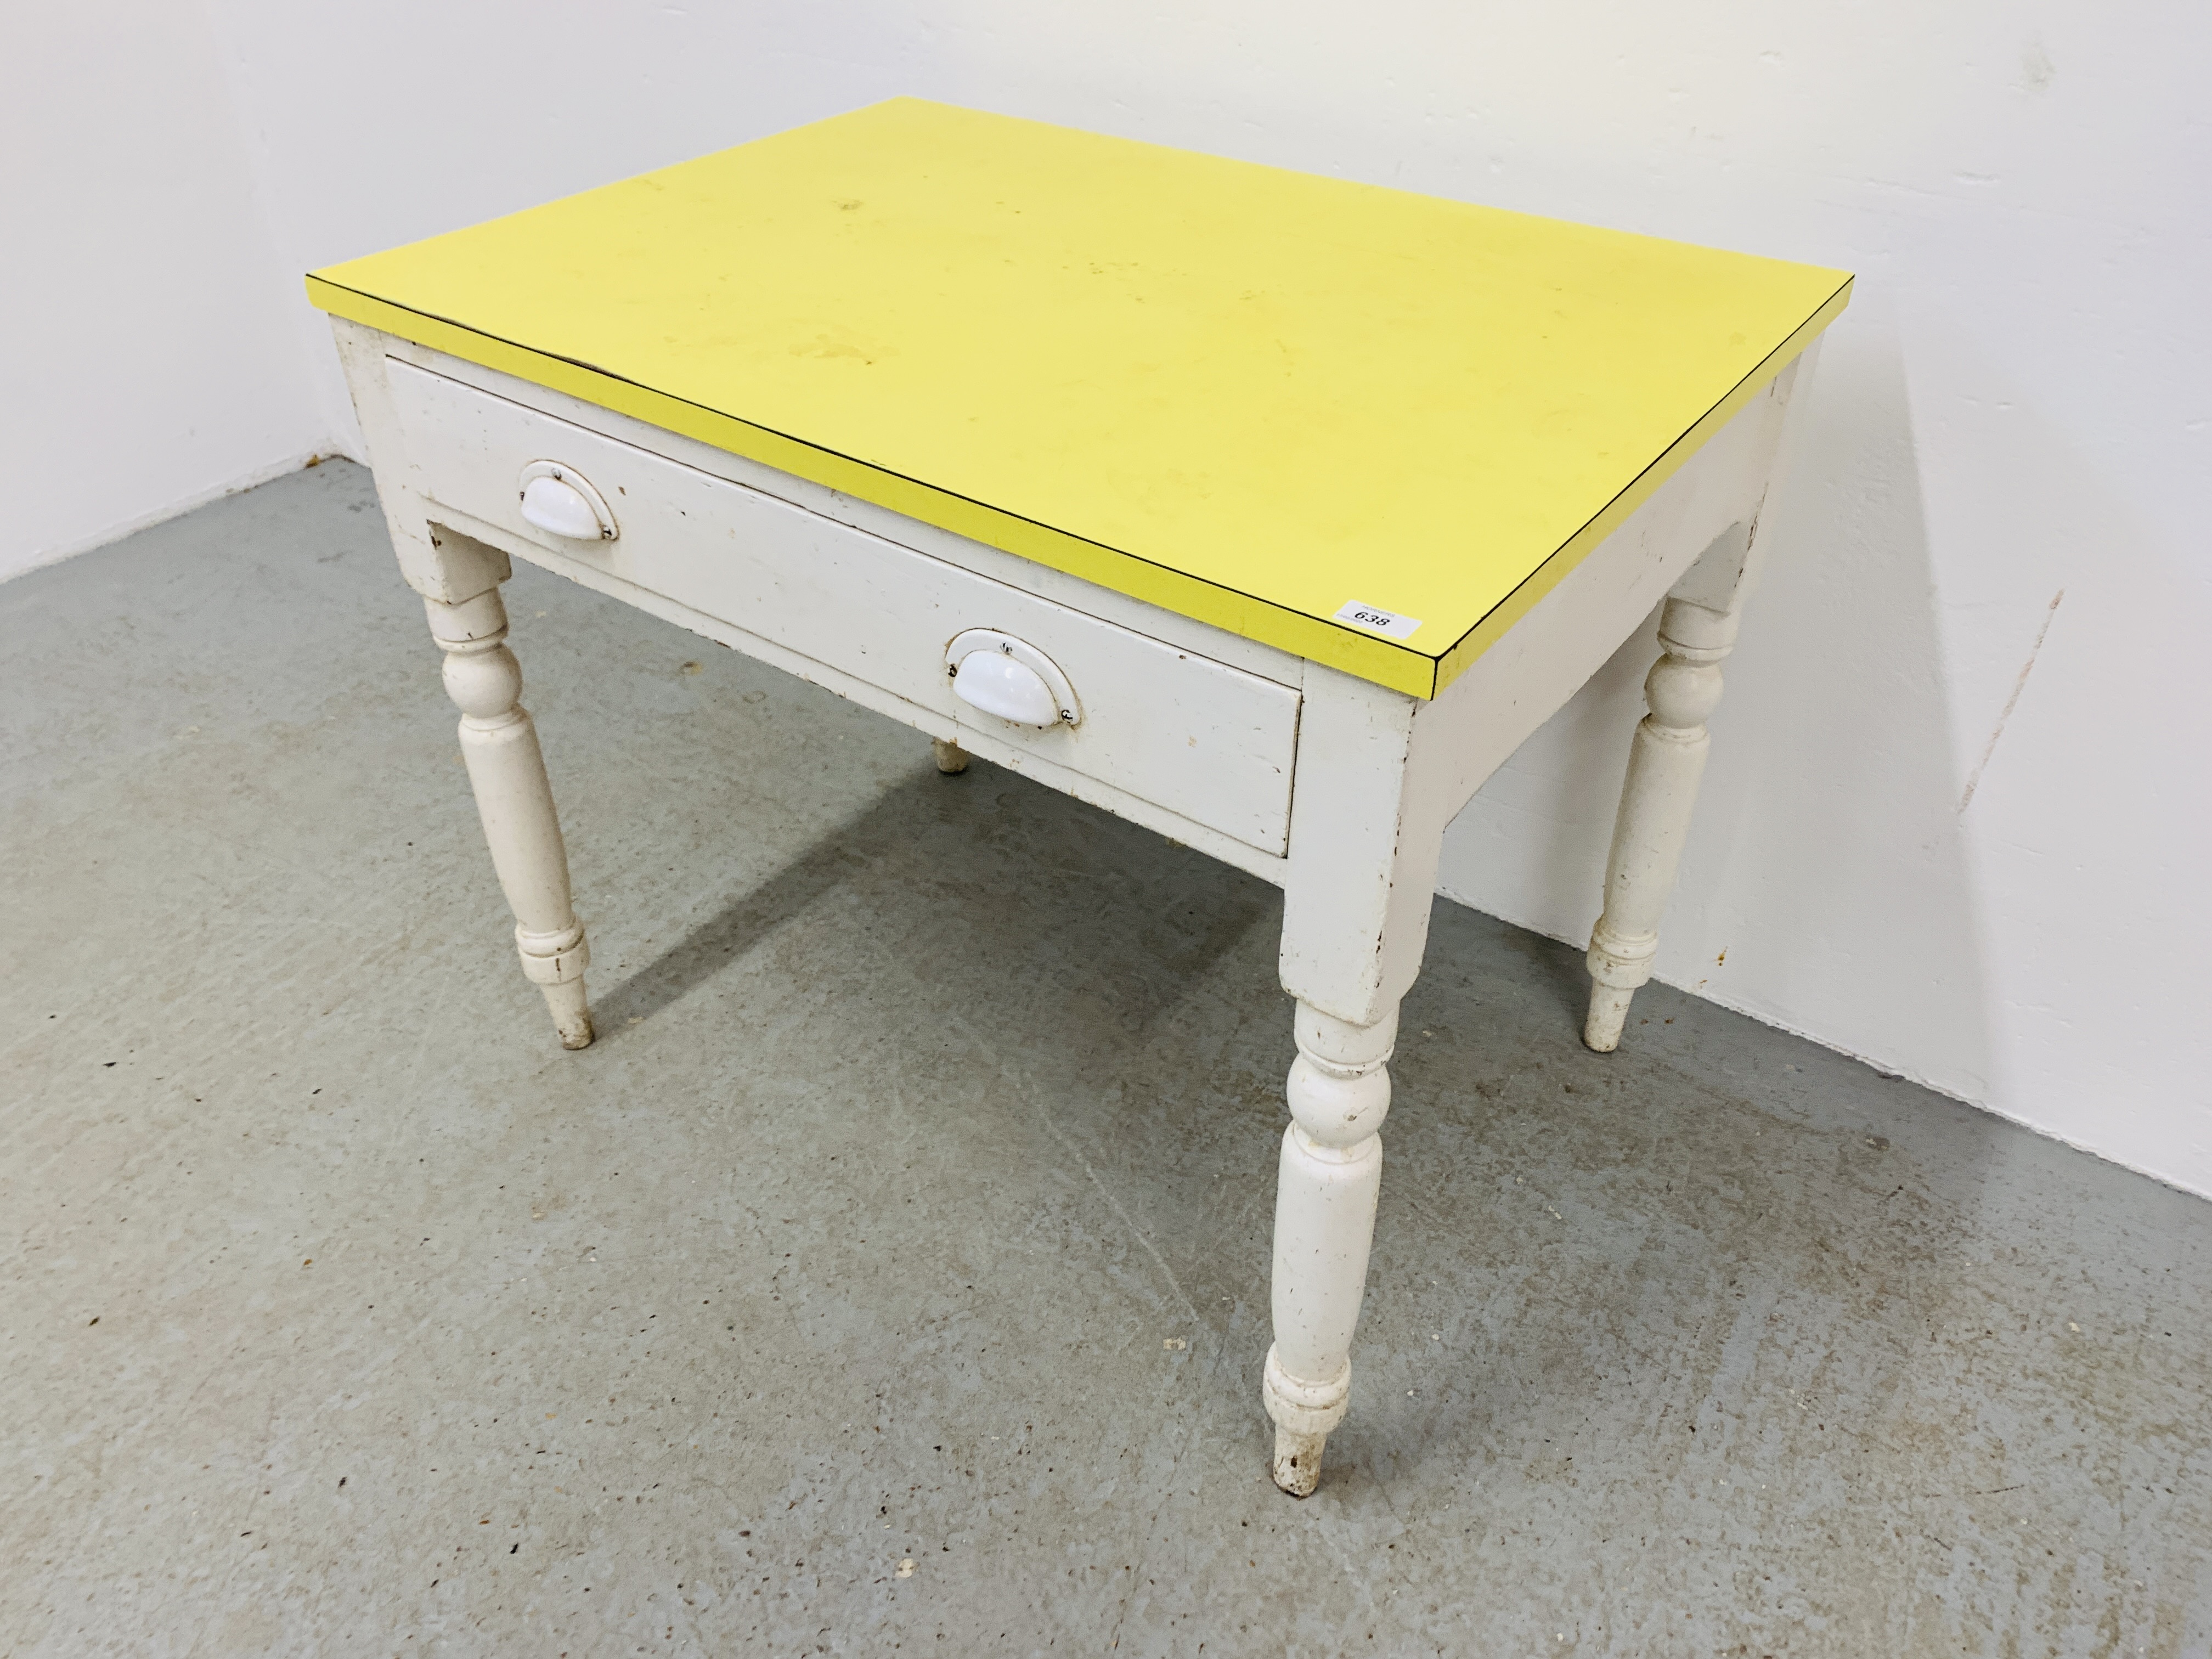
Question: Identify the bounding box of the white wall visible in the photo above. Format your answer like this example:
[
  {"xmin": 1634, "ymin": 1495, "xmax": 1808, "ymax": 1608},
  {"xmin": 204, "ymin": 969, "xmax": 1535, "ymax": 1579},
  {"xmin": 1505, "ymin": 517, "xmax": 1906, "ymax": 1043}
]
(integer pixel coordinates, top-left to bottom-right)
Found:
[
  {"xmin": 23, "ymin": 4, "xmax": 2212, "ymax": 1192},
  {"xmin": 0, "ymin": 4, "xmax": 327, "ymax": 581}
]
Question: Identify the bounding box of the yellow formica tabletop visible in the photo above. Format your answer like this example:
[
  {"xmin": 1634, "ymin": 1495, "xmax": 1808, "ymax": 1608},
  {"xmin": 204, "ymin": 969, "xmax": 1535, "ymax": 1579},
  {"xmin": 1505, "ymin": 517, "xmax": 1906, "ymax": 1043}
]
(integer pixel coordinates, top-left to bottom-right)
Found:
[{"xmin": 308, "ymin": 99, "xmax": 1850, "ymax": 698}]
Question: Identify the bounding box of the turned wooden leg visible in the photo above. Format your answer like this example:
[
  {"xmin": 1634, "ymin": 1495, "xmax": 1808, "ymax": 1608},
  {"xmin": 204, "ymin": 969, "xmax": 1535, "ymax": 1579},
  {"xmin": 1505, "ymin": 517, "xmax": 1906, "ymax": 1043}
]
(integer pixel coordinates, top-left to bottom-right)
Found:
[
  {"xmin": 1263, "ymin": 1000, "xmax": 1396, "ymax": 1496},
  {"xmin": 1584, "ymin": 596, "xmax": 1737, "ymax": 1051},
  {"xmin": 426, "ymin": 587, "xmax": 594, "ymax": 1049},
  {"xmin": 931, "ymin": 737, "xmax": 970, "ymax": 775}
]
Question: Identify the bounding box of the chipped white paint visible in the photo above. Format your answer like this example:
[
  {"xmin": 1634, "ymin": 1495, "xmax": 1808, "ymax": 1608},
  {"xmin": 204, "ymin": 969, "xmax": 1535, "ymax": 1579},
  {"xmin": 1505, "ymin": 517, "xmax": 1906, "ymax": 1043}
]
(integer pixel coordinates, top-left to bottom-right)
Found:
[
  {"xmin": 381, "ymin": 351, "xmax": 1303, "ymax": 858},
  {"xmin": 425, "ymin": 583, "xmax": 594, "ymax": 1049},
  {"xmin": 1581, "ymin": 348, "xmax": 1813, "ymax": 1051},
  {"xmin": 335, "ymin": 316, "xmax": 1815, "ymax": 1492},
  {"xmin": 1266, "ymin": 358, "xmax": 1812, "ymax": 1491},
  {"xmin": 1583, "ymin": 592, "xmax": 1738, "ymax": 1051},
  {"xmin": 1266, "ymin": 1001, "xmax": 1396, "ymax": 1496}
]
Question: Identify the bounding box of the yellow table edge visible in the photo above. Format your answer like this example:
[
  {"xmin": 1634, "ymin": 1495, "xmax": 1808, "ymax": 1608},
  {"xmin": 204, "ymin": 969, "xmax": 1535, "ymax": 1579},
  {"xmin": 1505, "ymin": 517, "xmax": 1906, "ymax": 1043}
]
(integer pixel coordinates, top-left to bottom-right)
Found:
[{"xmin": 307, "ymin": 271, "xmax": 1850, "ymax": 702}]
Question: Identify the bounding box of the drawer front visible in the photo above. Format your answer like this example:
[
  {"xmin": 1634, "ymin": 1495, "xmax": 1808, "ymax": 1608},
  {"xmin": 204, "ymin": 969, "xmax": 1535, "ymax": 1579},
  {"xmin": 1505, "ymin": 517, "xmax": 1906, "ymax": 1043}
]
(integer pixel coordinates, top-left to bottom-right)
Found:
[{"xmin": 388, "ymin": 359, "xmax": 1301, "ymax": 854}]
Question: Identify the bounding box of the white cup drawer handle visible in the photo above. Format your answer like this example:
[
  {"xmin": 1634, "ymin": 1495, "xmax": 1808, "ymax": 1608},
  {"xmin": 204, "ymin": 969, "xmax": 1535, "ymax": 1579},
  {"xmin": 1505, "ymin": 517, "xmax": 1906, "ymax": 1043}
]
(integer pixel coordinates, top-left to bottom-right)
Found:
[
  {"xmin": 945, "ymin": 629, "xmax": 1080, "ymax": 728},
  {"xmin": 954, "ymin": 651, "xmax": 1060, "ymax": 726},
  {"xmin": 517, "ymin": 461, "xmax": 618, "ymax": 541}
]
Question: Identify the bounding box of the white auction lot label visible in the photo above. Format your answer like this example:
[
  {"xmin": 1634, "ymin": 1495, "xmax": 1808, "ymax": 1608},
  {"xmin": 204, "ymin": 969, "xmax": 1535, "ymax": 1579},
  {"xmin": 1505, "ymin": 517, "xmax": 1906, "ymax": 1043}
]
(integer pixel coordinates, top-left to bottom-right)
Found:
[{"xmin": 1333, "ymin": 601, "xmax": 1424, "ymax": 641}]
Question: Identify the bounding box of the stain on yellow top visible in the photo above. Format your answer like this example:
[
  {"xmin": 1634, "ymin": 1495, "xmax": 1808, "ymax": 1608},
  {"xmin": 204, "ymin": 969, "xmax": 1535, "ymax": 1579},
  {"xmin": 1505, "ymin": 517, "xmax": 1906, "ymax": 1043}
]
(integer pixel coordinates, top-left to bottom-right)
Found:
[{"xmin": 308, "ymin": 98, "xmax": 1849, "ymax": 697}]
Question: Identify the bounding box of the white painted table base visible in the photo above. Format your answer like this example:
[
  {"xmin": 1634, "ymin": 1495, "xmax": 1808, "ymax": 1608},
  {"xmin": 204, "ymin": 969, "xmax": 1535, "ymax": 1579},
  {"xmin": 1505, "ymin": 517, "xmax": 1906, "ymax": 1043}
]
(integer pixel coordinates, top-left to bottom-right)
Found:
[
  {"xmin": 336, "ymin": 318, "xmax": 1819, "ymax": 1496},
  {"xmin": 425, "ymin": 583, "xmax": 595, "ymax": 1049}
]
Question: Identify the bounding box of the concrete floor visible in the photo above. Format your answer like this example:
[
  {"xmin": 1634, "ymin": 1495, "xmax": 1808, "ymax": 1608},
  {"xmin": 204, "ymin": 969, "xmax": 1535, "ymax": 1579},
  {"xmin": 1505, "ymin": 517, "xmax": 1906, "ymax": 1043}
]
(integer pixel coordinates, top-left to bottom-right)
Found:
[{"xmin": 5, "ymin": 460, "xmax": 2210, "ymax": 1658}]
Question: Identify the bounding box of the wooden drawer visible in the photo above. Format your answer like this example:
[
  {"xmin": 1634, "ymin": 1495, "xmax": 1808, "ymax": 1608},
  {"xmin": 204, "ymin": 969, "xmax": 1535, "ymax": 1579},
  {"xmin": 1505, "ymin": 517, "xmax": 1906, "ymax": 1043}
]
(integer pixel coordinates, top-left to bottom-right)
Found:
[{"xmin": 386, "ymin": 359, "xmax": 1302, "ymax": 855}]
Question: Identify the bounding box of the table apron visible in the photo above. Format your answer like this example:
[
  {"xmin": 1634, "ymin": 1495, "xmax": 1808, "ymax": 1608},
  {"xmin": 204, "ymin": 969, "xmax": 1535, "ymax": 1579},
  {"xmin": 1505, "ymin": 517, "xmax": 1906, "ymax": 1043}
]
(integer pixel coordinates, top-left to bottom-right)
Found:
[{"xmin": 385, "ymin": 357, "xmax": 1304, "ymax": 860}]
